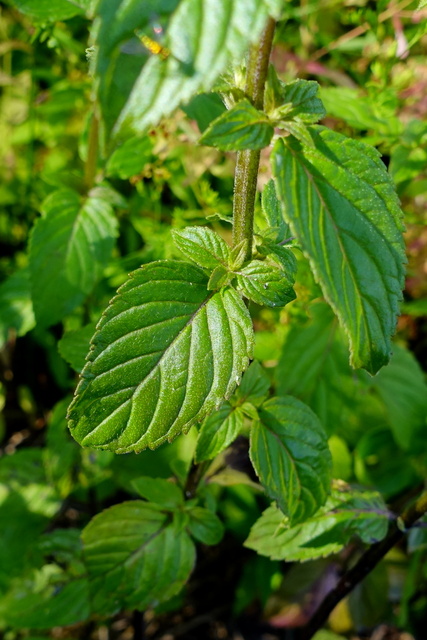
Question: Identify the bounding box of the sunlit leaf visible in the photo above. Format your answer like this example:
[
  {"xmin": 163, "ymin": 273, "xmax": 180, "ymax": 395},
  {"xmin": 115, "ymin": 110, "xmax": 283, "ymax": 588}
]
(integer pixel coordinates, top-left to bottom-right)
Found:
[
  {"xmin": 272, "ymin": 128, "xmax": 406, "ymax": 374},
  {"xmin": 68, "ymin": 261, "xmax": 253, "ymax": 452}
]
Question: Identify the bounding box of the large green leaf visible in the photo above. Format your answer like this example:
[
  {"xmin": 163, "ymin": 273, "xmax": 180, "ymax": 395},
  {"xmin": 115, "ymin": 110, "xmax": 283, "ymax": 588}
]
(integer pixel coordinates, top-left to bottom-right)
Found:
[
  {"xmin": 68, "ymin": 261, "xmax": 253, "ymax": 453},
  {"xmin": 250, "ymin": 396, "xmax": 332, "ymax": 525},
  {"xmin": 82, "ymin": 501, "xmax": 195, "ymax": 614},
  {"xmin": 199, "ymin": 99, "xmax": 274, "ymax": 151},
  {"xmin": 97, "ymin": 0, "xmax": 282, "ymax": 141},
  {"xmin": 272, "ymin": 128, "xmax": 406, "ymax": 374},
  {"xmin": 245, "ymin": 488, "xmax": 389, "ymax": 562},
  {"xmin": 29, "ymin": 188, "xmax": 118, "ymax": 327}
]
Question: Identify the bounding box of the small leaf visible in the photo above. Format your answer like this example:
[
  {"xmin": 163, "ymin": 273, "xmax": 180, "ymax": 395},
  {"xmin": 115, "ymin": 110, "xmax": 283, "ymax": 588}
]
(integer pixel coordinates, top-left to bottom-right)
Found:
[
  {"xmin": 237, "ymin": 360, "xmax": 270, "ymax": 406},
  {"xmin": 187, "ymin": 506, "xmax": 224, "ymax": 545},
  {"xmin": 235, "ymin": 260, "xmax": 296, "ymax": 307},
  {"xmin": 208, "ymin": 265, "xmax": 231, "ymax": 291},
  {"xmin": 200, "ymin": 99, "xmax": 274, "ymax": 151},
  {"xmin": 58, "ymin": 323, "xmax": 97, "ymax": 373},
  {"xmin": 272, "ymin": 128, "xmax": 406, "ymax": 374},
  {"xmin": 255, "ymin": 240, "xmax": 297, "ymax": 281},
  {"xmin": 195, "ymin": 402, "xmax": 244, "ymax": 462},
  {"xmin": 132, "ymin": 476, "xmax": 184, "ymax": 508},
  {"xmin": 172, "ymin": 226, "xmax": 230, "ymax": 270},
  {"xmin": 82, "ymin": 501, "xmax": 195, "ymax": 614},
  {"xmin": 276, "ymin": 79, "xmax": 326, "ymax": 124},
  {"xmin": 418, "ymin": 0, "xmax": 427, "ymax": 8},
  {"xmin": 250, "ymin": 396, "xmax": 332, "ymax": 524},
  {"xmin": 245, "ymin": 487, "xmax": 389, "ymax": 562},
  {"xmin": 29, "ymin": 188, "xmax": 118, "ymax": 327},
  {"xmin": 68, "ymin": 261, "xmax": 253, "ymax": 453},
  {"xmin": 281, "ymin": 119, "xmax": 314, "ymax": 147}
]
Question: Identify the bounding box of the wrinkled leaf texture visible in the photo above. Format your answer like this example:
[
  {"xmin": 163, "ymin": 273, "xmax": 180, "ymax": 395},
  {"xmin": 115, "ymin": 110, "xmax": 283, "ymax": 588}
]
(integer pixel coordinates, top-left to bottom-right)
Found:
[
  {"xmin": 272, "ymin": 127, "xmax": 406, "ymax": 374},
  {"xmin": 250, "ymin": 396, "xmax": 332, "ymax": 525},
  {"xmin": 68, "ymin": 261, "xmax": 253, "ymax": 452}
]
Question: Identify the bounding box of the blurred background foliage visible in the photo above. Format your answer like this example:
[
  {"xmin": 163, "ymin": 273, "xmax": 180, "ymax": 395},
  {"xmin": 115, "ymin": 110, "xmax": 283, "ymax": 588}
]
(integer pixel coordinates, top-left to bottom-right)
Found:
[{"xmin": 0, "ymin": 0, "xmax": 426, "ymax": 638}]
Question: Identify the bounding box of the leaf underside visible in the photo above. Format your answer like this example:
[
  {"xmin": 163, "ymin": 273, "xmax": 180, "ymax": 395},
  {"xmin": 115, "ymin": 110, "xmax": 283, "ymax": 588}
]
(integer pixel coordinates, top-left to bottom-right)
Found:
[
  {"xmin": 272, "ymin": 127, "xmax": 406, "ymax": 374},
  {"xmin": 67, "ymin": 261, "xmax": 253, "ymax": 453}
]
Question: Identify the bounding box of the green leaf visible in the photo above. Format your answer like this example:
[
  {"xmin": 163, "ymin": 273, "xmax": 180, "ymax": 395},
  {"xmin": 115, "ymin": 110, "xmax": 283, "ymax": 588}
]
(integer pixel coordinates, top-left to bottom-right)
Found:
[
  {"xmin": 132, "ymin": 476, "xmax": 184, "ymax": 508},
  {"xmin": 182, "ymin": 92, "xmax": 227, "ymax": 132},
  {"xmin": 0, "ymin": 572, "xmax": 90, "ymax": 629},
  {"xmin": 276, "ymin": 302, "xmax": 370, "ymax": 436},
  {"xmin": 29, "ymin": 188, "xmax": 118, "ymax": 327},
  {"xmin": 106, "ymin": 136, "xmax": 154, "ymax": 179},
  {"xmin": 237, "ymin": 359, "xmax": 270, "ymax": 406},
  {"xmin": 68, "ymin": 261, "xmax": 253, "ymax": 453},
  {"xmin": 259, "ymin": 179, "xmax": 291, "ymax": 243},
  {"xmin": 373, "ymin": 345, "xmax": 427, "ymax": 451},
  {"xmin": 255, "ymin": 240, "xmax": 297, "ymax": 281},
  {"xmin": 172, "ymin": 226, "xmax": 230, "ymax": 270},
  {"xmin": 235, "ymin": 259, "xmax": 296, "ymax": 308},
  {"xmin": 195, "ymin": 401, "xmax": 244, "ymax": 462},
  {"xmin": 418, "ymin": 0, "xmax": 427, "ymax": 8},
  {"xmin": 199, "ymin": 99, "xmax": 274, "ymax": 151},
  {"xmin": 208, "ymin": 265, "xmax": 232, "ymax": 291},
  {"xmin": 101, "ymin": 0, "xmax": 282, "ymax": 140},
  {"xmin": 272, "ymin": 128, "xmax": 406, "ymax": 374},
  {"xmin": 319, "ymin": 87, "xmax": 402, "ymax": 138},
  {"xmin": 275, "ymin": 79, "xmax": 326, "ymax": 124},
  {"xmin": 0, "ymin": 268, "xmax": 35, "ymax": 348},
  {"xmin": 82, "ymin": 501, "xmax": 195, "ymax": 614},
  {"xmin": 58, "ymin": 323, "xmax": 97, "ymax": 373},
  {"xmin": 250, "ymin": 396, "xmax": 332, "ymax": 525},
  {"xmin": 7, "ymin": 0, "xmax": 86, "ymax": 21},
  {"xmin": 187, "ymin": 506, "xmax": 224, "ymax": 545},
  {"xmin": 245, "ymin": 487, "xmax": 390, "ymax": 561}
]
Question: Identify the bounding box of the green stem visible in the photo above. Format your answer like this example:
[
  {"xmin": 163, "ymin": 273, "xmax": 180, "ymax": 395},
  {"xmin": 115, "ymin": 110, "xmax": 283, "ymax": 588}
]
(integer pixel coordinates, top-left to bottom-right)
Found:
[
  {"xmin": 84, "ymin": 110, "xmax": 99, "ymax": 190},
  {"xmin": 232, "ymin": 17, "xmax": 276, "ymax": 260},
  {"xmin": 300, "ymin": 489, "xmax": 427, "ymax": 640}
]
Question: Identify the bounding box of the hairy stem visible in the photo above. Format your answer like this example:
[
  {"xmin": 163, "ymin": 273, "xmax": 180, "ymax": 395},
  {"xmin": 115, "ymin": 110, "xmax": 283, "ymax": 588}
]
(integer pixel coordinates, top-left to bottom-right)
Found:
[
  {"xmin": 232, "ymin": 17, "xmax": 276, "ymax": 260},
  {"xmin": 300, "ymin": 489, "xmax": 427, "ymax": 640}
]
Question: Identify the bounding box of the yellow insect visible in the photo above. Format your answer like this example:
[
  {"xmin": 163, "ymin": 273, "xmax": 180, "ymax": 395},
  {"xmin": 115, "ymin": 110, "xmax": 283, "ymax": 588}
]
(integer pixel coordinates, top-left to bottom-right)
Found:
[{"xmin": 136, "ymin": 32, "xmax": 170, "ymax": 61}]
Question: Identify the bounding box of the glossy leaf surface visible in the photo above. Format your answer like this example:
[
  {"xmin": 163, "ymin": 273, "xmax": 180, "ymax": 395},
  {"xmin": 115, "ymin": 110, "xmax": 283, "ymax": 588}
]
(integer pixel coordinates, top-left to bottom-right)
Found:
[
  {"xmin": 68, "ymin": 261, "xmax": 253, "ymax": 452},
  {"xmin": 195, "ymin": 401, "xmax": 244, "ymax": 462},
  {"xmin": 250, "ymin": 396, "xmax": 332, "ymax": 524},
  {"xmin": 272, "ymin": 128, "xmax": 406, "ymax": 373},
  {"xmin": 172, "ymin": 226, "xmax": 230, "ymax": 270},
  {"xmin": 235, "ymin": 260, "xmax": 296, "ymax": 308}
]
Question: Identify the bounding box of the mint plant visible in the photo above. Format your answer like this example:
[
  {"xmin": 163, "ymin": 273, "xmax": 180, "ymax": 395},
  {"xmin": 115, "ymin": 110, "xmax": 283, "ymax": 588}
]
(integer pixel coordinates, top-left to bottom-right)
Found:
[{"xmin": 1, "ymin": 1, "xmax": 427, "ymax": 637}]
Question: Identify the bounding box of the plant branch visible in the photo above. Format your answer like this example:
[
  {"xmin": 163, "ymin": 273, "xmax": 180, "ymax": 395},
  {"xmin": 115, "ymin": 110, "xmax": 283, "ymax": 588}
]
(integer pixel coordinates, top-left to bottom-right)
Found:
[
  {"xmin": 300, "ymin": 488, "xmax": 427, "ymax": 640},
  {"xmin": 232, "ymin": 17, "xmax": 276, "ymax": 260}
]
